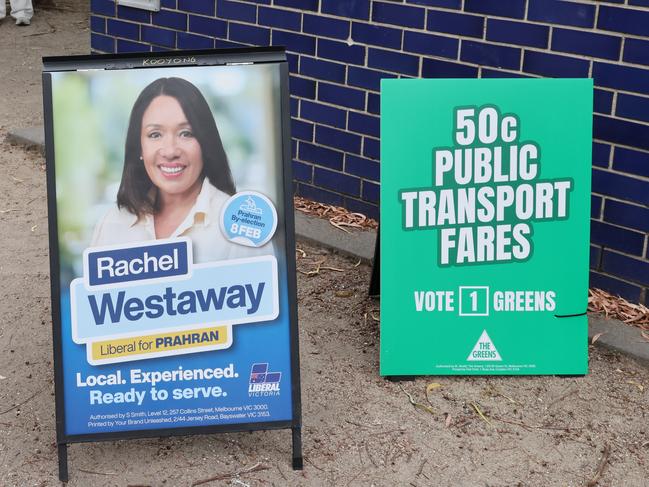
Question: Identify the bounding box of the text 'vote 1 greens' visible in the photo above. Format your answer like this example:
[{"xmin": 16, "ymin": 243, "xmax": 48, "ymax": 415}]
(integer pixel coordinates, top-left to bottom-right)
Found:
[{"xmin": 380, "ymin": 78, "xmax": 592, "ymax": 376}]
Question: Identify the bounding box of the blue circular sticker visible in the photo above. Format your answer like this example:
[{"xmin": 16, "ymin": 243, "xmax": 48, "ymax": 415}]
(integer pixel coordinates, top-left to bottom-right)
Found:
[{"xmin": 220, "ymin": 191, "xmax": 278, "ymax": 247}]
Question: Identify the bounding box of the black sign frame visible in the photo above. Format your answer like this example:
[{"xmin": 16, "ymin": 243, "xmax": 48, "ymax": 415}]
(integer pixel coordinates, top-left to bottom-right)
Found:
[{"xmin": 43, "ymin": 47, "xmax": 302, "ymax": 481}]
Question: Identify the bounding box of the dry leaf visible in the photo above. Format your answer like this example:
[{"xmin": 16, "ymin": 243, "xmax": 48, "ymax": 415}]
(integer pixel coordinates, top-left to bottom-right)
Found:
[
  {"xmin": 589, "ymin": 288, "xmax": 649, "ymax": 331},
  {"xmin": 471, "ymin": 402, "xmax": 493, "ymax": 427},
  {"xmin": 445, "ymin": 414, "xmax": 452, "ymax": 428},
  {"xmin": 320, "ymin": 265, "xmax": 345, "ymax": 272},
  {"xmin": 294, "ymin": 196, "xmax": 378, "ymax": 231},
  {"xmin": 329, "ymin": 220, "xmax": 351, "ymax": 233},
  {"xmin": 426, "ymin": 383, "xmax": 442, "ymax": 394},
  {"xmin": 627, "ymin": 380, "xmax": 645, "ymax": 392},
  {"xmin": 591, "ymin": 332, "xmax": 606, "ymax": 344},
  {"xmin": 400, "ymin": 385, "xmax": 435, "ymax": 415},
  {"xmin": 335, "ymin": 290, "xmax": 353, "ymax": 298}
]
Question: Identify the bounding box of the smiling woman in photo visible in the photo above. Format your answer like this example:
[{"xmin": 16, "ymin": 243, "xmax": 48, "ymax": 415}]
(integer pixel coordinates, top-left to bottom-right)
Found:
[{"xmin": 91, "ymin": 77, "xmax": 267, "ymax": 263}]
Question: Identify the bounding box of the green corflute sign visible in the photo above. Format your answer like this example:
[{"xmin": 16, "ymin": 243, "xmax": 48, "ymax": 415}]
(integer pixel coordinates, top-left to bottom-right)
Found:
[{"xmin": 380, "ymin": 78, "xmax": 592, "ymax": 376}]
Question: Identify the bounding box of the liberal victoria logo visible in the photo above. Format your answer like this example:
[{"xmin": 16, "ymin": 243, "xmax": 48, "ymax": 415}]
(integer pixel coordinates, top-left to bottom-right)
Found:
[{"xmin": 248, "ymin": 363, "xmax": 281, "ymax": 396}]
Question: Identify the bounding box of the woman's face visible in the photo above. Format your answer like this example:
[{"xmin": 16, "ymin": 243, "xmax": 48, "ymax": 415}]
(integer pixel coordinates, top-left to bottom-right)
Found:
[{"xmin": 140, "ymin": 95, "xmax": 204, "ymax": 200}]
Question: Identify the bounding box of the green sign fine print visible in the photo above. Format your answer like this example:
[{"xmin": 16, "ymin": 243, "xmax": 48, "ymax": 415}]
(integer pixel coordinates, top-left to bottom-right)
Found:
[{"xmin": 380, "ymin": 79, "xmax": 593, "ymax": 376}]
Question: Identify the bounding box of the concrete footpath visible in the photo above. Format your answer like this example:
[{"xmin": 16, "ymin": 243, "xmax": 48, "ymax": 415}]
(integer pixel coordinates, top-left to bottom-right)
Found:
[{"xmin": 8, "ymin": 126, "xmax": 649, "ymax": 369}]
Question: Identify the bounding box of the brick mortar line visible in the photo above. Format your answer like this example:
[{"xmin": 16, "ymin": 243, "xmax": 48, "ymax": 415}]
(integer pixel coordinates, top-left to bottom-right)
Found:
[
  {"xmin": 590, "ymin": 267, "xmax": 648, "ymax": 292},
  {"xmin": 103, "ymin": 14, "xmax": 153, "ymax": 26},
  {"xmin": 523, "ymin": 0, "xmax": 530, "ymax": 21},
  {"xmin": 577, "ymin": 0, "xmax": 649, "ymax": 13},
  {"xmin": 309, "ymin": 124, "xmax": 376, "ymax": 147},
  {"xmin": 592, "ymin": 166, "xmax": 649, "ymax": 184},
  {"xmin": 297, "ymin": 155, "xmax": 380, "ymax": 184},
  {"xmin": 618, "ymin": 35, "xmax": 625, "ymax": 63},
  {"xmin": 593, "ymin": 57, "xmax": 649, "ymax": 71},
  {"xmin": 292, "ymin": 100, "xmax": 376, "ymax": 124},
  {"xmin": 594, "ymin": 241, "xmax": 649, "ymax": 264},
  {"xmin": 343, "ymin": 150, "xmax": 380, "ymax": 166},
  {"xmin": 596, "ymin": 196, "xmax": 605, "ymax": 221},
  {"xmin": 601, "ymin": 88, "xmax": 649, "ymax": 101},
  {"xmin": 292, "ymin": 95, "xmax": 380, "ymax": 118},
  {"xmin": 596, "ymin": 193, "xmax": 649, "ymax": 211},
  {"xmin": 296, "ymin": 151, "xmax": 378, "ymax": 172},
  {"xmin": 291, "ymin": 72, "xmax": 374, "ymax": 94},
  {"xmin": 592, "ymin": 243, "xmax": 649, "ymax": 268},
  {"xmin": 592, "ymin": 216, "xmax": 649, "ymax": 238},
  {"xmin": 592, "ymin": 138, "xmax": 649, "ymax": 159},
  {"xmin": 607, "ymin": 139, "xmax": 615, "ymax": 170},
  {"xmin": 543, "ymin": 25, "xmax": 550, "ymax": 50},
  {"xmin": 295, "ymin": 155, "xmax": 378, "ymax": 176},
  {"xmin": 593, "ymin": 138, "xmax": 649, "ymax": 156},
  {"xmin": 590, "ymin": 269, "xmax": 649, "ymax": 293},
  {"xmin": 298, "ymin": 163, "xmax": 367, "ymax": 183},
  {"xmin": 593, "ymin": 194, "xmax": 649, "ymax": 223},
  {"xmin": 296, "ymin": 181, "xmax": 377, "ymax": 204},
  {"xmin": 295, "ymin": 137, "xmax": 377, "ymax": 156},
  {"xmin": 610, "ymin": 92, "xmax": 619, "ymax": 121},
  {"xmin": 99, "ymin": 33, "xmax": 163, "ymax": 49},
  {"xmin": 481, "ymin": 11, "xmax": 486, "ymax": 41}
]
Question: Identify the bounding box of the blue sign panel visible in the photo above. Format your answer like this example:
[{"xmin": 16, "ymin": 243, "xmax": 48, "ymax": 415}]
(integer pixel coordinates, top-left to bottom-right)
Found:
[{"xmin": 44, "ymin": 54, "xmax": 300, "ymax": 451}]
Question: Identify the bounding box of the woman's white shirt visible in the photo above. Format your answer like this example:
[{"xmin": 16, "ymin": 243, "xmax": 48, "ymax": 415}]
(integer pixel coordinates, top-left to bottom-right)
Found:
[{"xmin": 91, "ymin": 178, "xmax": 271, "ymax": 264}]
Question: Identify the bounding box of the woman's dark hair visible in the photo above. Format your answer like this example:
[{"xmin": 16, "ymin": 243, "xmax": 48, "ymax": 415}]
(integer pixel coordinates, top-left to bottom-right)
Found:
[{"xmin": 117, "ymin": 77, "xmax": 236, "ymax": 217}]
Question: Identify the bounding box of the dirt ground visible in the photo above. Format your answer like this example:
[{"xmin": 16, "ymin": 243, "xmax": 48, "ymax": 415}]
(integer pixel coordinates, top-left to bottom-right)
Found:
[{"xmin": 1, "ymin": 2, "xmax": 648, "ymax": 486}]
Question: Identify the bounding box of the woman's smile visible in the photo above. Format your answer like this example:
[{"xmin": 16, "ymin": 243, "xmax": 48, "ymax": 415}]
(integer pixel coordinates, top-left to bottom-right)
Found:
[
  {"xmin": 140, "ymin": 95, "xmax": 204, "ymax": 200},
  {"xmin": 158, "ymin": 163, "xmax": 187, "ymax": 177}
]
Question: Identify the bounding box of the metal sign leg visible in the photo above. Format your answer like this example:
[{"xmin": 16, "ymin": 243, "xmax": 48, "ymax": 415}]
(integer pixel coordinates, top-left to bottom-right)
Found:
[
  {"xmin": 291, "ymin": 426, "xmax": 303, "ymax": 470},
  {"xmin": 368, "ymin": 226, "xmax": 380, "ymax": 297},
  {"xmin": 57, "ymin": 443, "xmax": 68, "ymax": 482}
]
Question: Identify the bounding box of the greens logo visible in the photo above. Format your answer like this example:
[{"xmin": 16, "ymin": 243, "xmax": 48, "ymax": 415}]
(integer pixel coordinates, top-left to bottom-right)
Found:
[{"xmin": 399, "ymin": 105, "xmax": 573, "ymax": 267}]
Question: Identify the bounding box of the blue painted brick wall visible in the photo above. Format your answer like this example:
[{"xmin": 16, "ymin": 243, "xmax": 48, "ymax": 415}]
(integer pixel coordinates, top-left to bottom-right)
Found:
[{"xmin": 91, "ymin": 0, "xmax": 649, "ymax": 305}]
